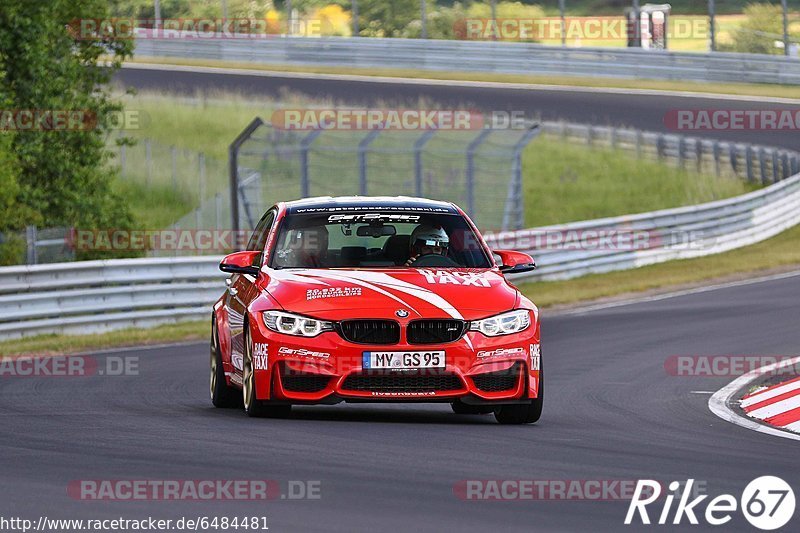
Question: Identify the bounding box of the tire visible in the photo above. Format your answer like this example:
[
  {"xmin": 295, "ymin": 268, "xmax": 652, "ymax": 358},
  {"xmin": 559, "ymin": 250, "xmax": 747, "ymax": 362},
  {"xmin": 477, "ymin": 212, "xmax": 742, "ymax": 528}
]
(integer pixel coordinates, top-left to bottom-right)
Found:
[
  {"xmin": 494, "ymin": 369, "xmax": 543, "ymax": 425},
  {"xmin": 210, "ymin": 319, "xmax": 241, "ymax": 408},
  {"xmin": 242, "ymin": 322, "xmax": 292, "ymax": 419},
  {"xmin": 451, "ymin": 399, "xmax": 494, "ymax": 415}
]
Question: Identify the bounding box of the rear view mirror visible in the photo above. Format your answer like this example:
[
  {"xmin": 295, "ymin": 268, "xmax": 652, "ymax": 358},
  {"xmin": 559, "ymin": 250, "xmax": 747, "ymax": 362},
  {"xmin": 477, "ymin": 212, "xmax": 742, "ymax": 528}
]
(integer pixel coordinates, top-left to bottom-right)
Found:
[
  {"xmin": 494, "ymin": 250, "xmax": 536, "ymax": 274},
  {"xmin": 219, "ymin": 250, "xmax": 261, "ymax": 276},
  {"xmin": 357, "ymin": 225, "xmax": 396, "ymax": 238}
]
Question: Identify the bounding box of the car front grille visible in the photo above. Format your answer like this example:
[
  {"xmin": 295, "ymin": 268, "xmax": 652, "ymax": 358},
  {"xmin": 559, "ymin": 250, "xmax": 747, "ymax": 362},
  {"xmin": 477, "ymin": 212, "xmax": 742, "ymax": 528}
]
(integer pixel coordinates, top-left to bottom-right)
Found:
[
  {"xmin": 471, "ymin": 363, "xmax": 522, "ymax": 392},
  {"xmin": 338, "ymin": 320, "xmax": 400, "ymax": 344},
  {"xmin": 341, "ymin": 371, "xmax": 463, "ymax": 393},
  {"xmin": 407, "ymin": 319, "xmax": 466, "ymax": 344},
  {"xmin": 281, "ymin": 367, "xmax": 332, "ymax": 393}
]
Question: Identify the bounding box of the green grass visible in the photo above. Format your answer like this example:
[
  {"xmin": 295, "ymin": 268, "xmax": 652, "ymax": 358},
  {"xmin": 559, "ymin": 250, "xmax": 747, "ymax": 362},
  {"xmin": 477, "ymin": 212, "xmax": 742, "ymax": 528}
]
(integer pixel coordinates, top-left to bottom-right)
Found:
[
  {"xmin": 521, "ymin": 138, "xmax": 754, "ymax": 226},
  {"xmin": 0, "ymin": 320, "xmax": 208, "ymax": 357}
]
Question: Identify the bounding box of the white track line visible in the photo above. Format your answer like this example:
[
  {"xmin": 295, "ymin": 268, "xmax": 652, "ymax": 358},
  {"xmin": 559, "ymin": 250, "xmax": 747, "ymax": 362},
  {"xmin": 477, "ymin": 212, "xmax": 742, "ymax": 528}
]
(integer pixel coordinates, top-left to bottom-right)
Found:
[
  {"xmin": 708, "ymin": 356, "xmax": 800, "ymax": 442},
  {"xmin": 123, "ymin": 62, "xmax": 800, "ymax": 104},
  {"xmin": 551, "ymin": 269, "xmax": 800, "ymax": 317}
]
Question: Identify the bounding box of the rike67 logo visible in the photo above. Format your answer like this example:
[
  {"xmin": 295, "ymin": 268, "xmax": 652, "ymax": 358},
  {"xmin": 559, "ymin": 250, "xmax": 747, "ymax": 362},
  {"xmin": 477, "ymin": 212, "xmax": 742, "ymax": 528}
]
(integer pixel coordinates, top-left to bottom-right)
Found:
[{"xmin": 626, "ymin": 477, "xmax": 795, "ymax": 530}]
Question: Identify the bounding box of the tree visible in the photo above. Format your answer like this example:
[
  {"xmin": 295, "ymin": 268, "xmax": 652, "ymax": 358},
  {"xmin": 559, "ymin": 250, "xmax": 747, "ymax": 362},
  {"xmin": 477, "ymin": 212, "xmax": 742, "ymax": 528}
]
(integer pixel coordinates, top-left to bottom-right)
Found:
[{"xmin": 0, "ymin": 0, "xmax": 135, "ymax": 260}]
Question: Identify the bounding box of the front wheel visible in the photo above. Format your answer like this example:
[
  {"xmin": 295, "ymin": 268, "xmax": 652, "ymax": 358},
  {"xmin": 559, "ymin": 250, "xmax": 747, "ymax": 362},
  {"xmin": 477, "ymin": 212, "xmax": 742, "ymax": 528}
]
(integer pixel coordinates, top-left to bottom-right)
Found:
[
  {"xmin": 242, "ymin": 322, "xmax": 292, "ymax": 419},
  {"xmin": 494, "ymin": 369, "xmax": 543, "ymax": 425},
  {"xmin": 211, "ymin": 319, "xmax": 241, "ymax": 408}
]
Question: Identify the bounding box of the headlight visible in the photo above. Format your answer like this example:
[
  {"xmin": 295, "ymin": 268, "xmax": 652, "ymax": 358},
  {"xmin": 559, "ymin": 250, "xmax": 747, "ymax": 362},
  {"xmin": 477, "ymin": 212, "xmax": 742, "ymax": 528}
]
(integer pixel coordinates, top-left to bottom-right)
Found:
[
  {"xmin": 469, "ymin": 309, "xmax": 531, "ymax": 337},
  {"xmin": 263, "ymin": 311, "xmax": 334, "ymax": 337}
]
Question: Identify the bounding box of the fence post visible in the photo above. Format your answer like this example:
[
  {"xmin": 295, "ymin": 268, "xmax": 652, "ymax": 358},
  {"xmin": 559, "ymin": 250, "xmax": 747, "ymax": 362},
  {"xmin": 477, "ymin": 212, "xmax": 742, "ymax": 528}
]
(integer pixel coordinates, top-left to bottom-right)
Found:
[
  {"xmin": 503, "ymin": 124, "xmax": 541, "ymax": 231},
  {"xmin": 199, "ymin": 153, "xmax": 206, "ymax": 202},
  {"xmin": 120, "ymin": 144, "xmax": 126, "ymax": 176},
  {"xmin": 195, "ymin": 208, "xmax": 201, "ymax": 229},
  {"xmin": 609, "ymin": 127, "xmax": 617, "ymax": 149},
  {"xmin": 677, "ymin": 136, "xmax": 685, "ymax": 168},
  {"xmin": 466, "ymin": 129, "xmax": 492, "ymax": 221},
  {"xmin": 358, "ymin": 129, "xmax": 382, "ymax": 196},
  {"xmin": 729, "ymin": 144, "xmax": 738, "ymax": 176},
  {"xmin": 145, "ymin": 139, "xmax": 152, "ymax": 186},
  {"xmin": 792, "ymin": 154, "xmax": 799, "ymax": 176},
  {"xmin": 758, "ymin": 148, "xmax": 768, "ymax": 185},
  {"xmin": 782, "ymin": 152, "xmax": 790, "ymax": 180},
  {"xmin": 229, "ymin": 118, "xmax": 264, "ymax": 235},
  {"xmin": 300, "ymin": 129, "xmax": 323, "ymax": 198},
  {"xmin": 413, "ymin": 130, "xmax": 436, "ymax": 197},
  {"xmin": 586, "ymin": 125, "xmax": 593, "ymax": 146},
  {"xmin": 25, "ymin": 225, "xmax": 38, "ymax": 265},
  {"xmin": 712, "ymin": 141, "xmax": 721, "ymax": 176},
  {"xmin": 171, "ymin": 146, "xmax": 178, "ymax": 191},
  {"xmin": 215, "ymin": 193, "xmax": 222, "ymax": 230}
]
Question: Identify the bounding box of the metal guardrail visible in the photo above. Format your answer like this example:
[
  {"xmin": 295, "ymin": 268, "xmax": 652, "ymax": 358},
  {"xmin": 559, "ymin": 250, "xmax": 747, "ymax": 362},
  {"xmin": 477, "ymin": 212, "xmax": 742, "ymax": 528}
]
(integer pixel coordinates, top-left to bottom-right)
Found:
[
  {"xmin": 1, "ymin": 170, "xmax": 799, "ymax": 339},
  {"xmin": 133, "ymin": 36, "xmax": 800, "ymax": 85}
]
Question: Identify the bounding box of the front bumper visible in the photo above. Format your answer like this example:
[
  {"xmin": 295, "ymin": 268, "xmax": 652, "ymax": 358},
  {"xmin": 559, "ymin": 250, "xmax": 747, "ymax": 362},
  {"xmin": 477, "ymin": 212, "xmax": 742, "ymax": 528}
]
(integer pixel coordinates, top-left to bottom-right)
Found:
[{"xmin": 247, "ymin": 313, "xmax": 541, "ymax": 404}]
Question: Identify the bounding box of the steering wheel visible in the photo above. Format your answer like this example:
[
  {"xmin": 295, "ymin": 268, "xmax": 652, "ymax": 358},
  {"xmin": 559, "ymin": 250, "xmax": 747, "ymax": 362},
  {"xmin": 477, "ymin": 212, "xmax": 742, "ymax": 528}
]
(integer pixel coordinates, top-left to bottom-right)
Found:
[{"xmin": 409, "ymin": 254, "xmax": 460, "ymax": 267}]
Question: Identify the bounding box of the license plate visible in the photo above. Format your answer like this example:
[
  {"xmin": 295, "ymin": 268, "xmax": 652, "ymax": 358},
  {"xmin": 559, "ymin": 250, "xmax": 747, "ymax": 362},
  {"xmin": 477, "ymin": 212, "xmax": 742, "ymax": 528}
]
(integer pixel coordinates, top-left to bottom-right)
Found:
[{"xmin": 363, "ymin": 351, "xmax": 445, "ymax": 370}]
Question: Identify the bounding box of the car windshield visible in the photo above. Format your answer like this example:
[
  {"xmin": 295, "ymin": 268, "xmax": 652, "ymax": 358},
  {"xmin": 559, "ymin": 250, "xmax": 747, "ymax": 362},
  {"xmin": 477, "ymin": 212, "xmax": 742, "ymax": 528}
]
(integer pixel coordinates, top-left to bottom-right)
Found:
[{"xmin": 269, "ymin": 211, "xmax": 492, "ymax": 269}]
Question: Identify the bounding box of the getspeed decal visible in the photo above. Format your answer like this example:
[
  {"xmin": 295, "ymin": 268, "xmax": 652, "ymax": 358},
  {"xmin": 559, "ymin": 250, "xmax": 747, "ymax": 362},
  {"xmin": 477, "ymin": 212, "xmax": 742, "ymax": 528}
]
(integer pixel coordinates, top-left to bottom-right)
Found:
[
  {"xmin": 278, "ymin": 347, "xmax": 331, "ymax": 359},
  {"xmin": 477, "ymin": 347, "xmax": 527, "ymax": 359}
]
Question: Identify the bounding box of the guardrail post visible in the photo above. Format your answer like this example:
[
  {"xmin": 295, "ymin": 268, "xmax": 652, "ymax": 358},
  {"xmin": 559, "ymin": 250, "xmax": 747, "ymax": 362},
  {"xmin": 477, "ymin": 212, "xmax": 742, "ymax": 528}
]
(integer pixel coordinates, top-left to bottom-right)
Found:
[
  {"xmin": 636, "ymin": 130, "xmax": 643, "ymax": 159},
  {"xmin": 656, "ymin": 134, "xmax": 665, "ymax": 160},
  {"xmin": 712, "ymin": 141, "xmax": 721, "ymax": 176},
  {"xmin": 695, "ymin": 139, "xmax": 703, "ymax": 172},
  {"xmin": 610, "ymin": 127, "xmax": 617, "ymax": 149},
  {"xmin": 413, "ymin": 130, "xmax": 436, "ymax": 197},
  {"xmin": 758, "ymin": 148, "xmax": 768, "ymax": 185},
  {"xmin": 586, "ymin": 125, "xmax": 593, "ymax": 146},
  {"xmin": 772, "ymin": 150, "xmax": 780, "ymax": 183},
  {"xmin": 782, "ymin": 152, "xmax": 790, "ymax": 180},
  {"xmin": 560, "ymin": 120, "xmax": 567, "ymax": 139},
  {"xmin": 729, "ymin": 144, "xmax": 738, "ymax": 177},
  {"xmin": 466, "ymin": 129, "xmax": 492, "ymax": 220},
  {"xmin": 25, "ymin": 225, "xmax": 37, "ymax": 265},
  {"xmin": 300, "ymin": 129, "xmax": 323, "ymax": 198},
  {"xmin": 677, "ymin": 137, "xmax": 685, "ymax": 169},
  {"xmin": 745, "ymin": 146, "xmax": 754, "ymax": 183},
  {"xmin": 358, "ymin": 129, "xmax": 382, "ymax": 196},
  {"xmin": 792, "ymin": 154, "xmax": 799, "ymax": 176}
]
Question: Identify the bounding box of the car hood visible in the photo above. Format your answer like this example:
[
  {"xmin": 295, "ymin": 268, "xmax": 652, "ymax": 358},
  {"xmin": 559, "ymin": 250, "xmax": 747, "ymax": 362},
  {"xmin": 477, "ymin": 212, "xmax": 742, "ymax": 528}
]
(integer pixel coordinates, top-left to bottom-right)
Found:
[{"xmin": 263, "ymin": 268, "xmax": 518, "ymax": 321}]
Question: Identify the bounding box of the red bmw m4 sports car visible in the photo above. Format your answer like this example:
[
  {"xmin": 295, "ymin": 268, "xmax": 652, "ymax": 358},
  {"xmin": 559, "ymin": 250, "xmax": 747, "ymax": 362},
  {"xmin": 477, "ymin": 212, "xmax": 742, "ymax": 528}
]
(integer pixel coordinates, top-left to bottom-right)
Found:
[{"xmin": 210, "ymin": 196, "xmax": 542, "ymax": 424}]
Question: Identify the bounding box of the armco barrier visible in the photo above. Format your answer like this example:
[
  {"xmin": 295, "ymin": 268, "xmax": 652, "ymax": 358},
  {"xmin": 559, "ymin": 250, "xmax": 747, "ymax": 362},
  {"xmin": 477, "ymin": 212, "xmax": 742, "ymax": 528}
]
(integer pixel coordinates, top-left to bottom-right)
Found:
[
  {"xmin": 1, "ymin": 172, "xmax": 799, "ymax": 339},
  {"xmin": 132, "ymin": 36, "xmax": 800, "ymax": 85}
]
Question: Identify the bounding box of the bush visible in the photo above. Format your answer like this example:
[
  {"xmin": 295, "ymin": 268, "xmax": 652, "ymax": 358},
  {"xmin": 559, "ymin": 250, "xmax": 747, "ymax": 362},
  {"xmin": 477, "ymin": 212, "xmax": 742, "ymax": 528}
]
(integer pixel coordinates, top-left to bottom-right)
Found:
[{"xmin": 720, "ymin": 3, "xmax": 789, "ymax": 55}]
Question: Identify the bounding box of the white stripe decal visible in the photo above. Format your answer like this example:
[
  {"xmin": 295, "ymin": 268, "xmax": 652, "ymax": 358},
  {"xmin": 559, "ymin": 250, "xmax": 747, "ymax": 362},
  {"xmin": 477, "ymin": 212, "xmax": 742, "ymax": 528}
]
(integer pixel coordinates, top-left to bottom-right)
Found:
[{"xmin": 748, "ymin": 394, "xmax": 800, "ymax": 420}]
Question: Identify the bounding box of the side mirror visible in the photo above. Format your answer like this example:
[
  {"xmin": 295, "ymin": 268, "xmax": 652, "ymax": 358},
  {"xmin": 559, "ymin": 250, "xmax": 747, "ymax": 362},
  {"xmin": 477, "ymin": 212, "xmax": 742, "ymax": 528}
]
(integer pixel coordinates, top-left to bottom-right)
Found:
[
  {"xmin": 220, "ymin": 250, "xmax": 261, "ymax": 276},
  {"xmin": 494, "ymin": 250, "xmax": 536, "ymax": 275}
]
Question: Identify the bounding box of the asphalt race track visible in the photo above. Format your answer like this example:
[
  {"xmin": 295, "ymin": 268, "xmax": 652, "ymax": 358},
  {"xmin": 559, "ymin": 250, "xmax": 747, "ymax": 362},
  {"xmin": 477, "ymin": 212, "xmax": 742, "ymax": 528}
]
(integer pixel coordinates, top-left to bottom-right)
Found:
[
  {"xmin": 2, "ymin": 273, "xmax": 799, "ymax": 532},
  {"xmin": 116, "ymin": 65, "xmax": 800, "ymax": 150}
]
